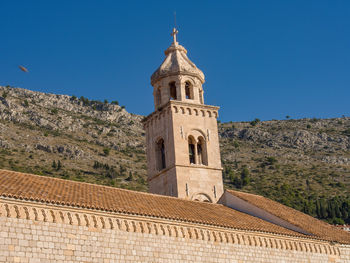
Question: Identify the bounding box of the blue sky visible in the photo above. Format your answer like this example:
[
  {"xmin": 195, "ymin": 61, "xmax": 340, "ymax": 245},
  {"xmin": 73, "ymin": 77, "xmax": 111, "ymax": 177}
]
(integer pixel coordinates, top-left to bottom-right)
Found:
[{"xmin": 1, "ymin": 1, "xmax": 349, "ymax": 122}]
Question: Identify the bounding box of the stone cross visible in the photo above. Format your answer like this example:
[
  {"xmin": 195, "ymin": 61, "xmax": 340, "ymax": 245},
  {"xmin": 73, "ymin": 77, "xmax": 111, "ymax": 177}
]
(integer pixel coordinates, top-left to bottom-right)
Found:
[{"xmin": 171, "ymin": 28, "xmax": 178, "ymax": 44}]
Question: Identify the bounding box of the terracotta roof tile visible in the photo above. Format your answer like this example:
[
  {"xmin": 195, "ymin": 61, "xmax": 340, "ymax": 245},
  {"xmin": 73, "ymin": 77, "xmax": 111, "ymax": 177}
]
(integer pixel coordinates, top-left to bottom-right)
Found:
[
  {"xmin": 0, "ymin": 169, "xmax": 309, "ymax": 238},
  {"xmin": 226, "ymin": 189, "xmax": 350, "ymax": 244}
]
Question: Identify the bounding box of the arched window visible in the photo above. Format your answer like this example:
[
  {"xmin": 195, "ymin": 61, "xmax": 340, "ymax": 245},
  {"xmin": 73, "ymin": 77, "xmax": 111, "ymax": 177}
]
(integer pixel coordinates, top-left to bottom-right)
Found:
[
  {"xmin": 188, "ymin": 136, "xmax": 196, "ymax": 164},
  {"xmin": 169, "ymin": 82, "xmax": 177, "ymax": 100},
  {"xmin": 185, "ymin": 81, "xmax": 193, "ymax": 100},
  {"xmin": 197, "ymin": 136, "xmax": 208, "ymax": 165},
  {"xmin": 191, "ymin": 193, "xmax": 212, "ymax": 203},
  {"xmin": 156, "ymin": 139, "xmax": 166, "ymax": 171}
]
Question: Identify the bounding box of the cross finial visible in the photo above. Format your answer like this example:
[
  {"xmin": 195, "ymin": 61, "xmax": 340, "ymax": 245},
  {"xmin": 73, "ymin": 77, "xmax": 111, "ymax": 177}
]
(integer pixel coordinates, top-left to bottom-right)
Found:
[{"xmin": 171, "ymin": 27, "xmax": 179, "ymax": 44}]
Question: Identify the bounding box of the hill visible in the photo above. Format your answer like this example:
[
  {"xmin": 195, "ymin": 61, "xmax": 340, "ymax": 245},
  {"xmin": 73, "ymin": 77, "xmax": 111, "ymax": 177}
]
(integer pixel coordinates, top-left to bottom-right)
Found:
[{"xmin": 0, "ymin": 85, "xmax": 349, "ymax": 224}]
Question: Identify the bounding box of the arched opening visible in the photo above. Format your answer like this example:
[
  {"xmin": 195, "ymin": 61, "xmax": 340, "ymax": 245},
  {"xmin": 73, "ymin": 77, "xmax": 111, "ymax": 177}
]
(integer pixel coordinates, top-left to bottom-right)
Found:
[
  {"xmin": 188, "ymin": 136, "xmax": 196, "ymax": 164},
  {"xmin": 169, "ymin": 82, "xmax": 177, "ymax": 100},
  {"xmin": 156, "ymin": 138, "xmax": 166, "ymax": 171},
  {"xmin": 185, "ymin": 81, "xmax": 193, "ymax": 100},
  {"xmin": 197, "ymin": 136, "xmax": 208, "ymax": 165},
  {"xmin": 191, "ymin": 193, "xmax": 212, "ymax": 203}
]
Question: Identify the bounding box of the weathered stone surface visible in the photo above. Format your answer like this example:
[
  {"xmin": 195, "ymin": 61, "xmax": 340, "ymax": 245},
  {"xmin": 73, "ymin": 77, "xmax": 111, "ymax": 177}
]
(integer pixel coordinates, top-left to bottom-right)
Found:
[{"xmin": 1, "ymin": 199, "xmax": 349, "ymax": 263}]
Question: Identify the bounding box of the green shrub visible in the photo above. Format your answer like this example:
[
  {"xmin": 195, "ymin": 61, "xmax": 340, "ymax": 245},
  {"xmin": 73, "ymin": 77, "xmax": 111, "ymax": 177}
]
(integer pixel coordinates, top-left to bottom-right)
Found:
[
  {"xmin": 241, "ymin": 167, "xmax": 250, "ymax": 186},
  {"xmin": 126, "ymin": 171, "xmax": 133, "ymax": 181},
  {"xmin": 250, "ymin": 118, "xmax": 260, "ymax": 126},
  {"xmin": 103, "ymin": 148, "xmax": 110, "ymax": 156},
  {"xmin": 57, "ymin": 160, "xmax": 62, "ymax": 170},
  {"xmin": 266, "ymin": 156, "xmax": 277, "ymax": 165}
]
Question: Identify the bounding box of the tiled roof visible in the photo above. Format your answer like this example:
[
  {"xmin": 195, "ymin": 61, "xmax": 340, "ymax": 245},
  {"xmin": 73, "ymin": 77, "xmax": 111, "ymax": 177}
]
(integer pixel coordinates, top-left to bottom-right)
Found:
[
  {"xmin": 226, "ymin": 189, "xmax": 350, "ymax": 244},
  {"xmin": 0, "ymin": 169, "xmax": 305, "ymax": 238}
]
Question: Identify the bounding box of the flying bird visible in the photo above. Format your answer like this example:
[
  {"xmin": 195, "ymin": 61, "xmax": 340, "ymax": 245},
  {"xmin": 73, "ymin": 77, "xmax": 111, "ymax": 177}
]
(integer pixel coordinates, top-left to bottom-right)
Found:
[{"xmin": 18, "ymin": 65, "xmax": 28, "ymax": 72}]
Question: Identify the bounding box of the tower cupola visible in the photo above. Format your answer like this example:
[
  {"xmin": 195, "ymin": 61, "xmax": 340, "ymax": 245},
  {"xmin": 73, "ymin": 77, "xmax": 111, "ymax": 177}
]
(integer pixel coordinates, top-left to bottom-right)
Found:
[
  {"xmin": 151, "ymin": 28, "xmax": 205, "ymax": 109},
  {"xmin": 151, "ymin": 42, "xmax": 205, "ymax": 85}
]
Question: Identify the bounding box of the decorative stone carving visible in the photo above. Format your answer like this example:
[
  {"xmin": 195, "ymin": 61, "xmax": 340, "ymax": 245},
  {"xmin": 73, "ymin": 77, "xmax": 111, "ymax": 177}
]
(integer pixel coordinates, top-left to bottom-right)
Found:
[{"xmin": 0, "ymin": 200, "xmax": 342, "ymax": 256}]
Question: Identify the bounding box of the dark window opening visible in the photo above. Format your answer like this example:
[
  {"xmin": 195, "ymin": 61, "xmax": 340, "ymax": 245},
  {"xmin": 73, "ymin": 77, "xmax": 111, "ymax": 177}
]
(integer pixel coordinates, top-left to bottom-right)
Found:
[
  {"xmin": 156, "ymin": 139, "xmax": 166, "ymax": 171},
  {"xmin": 169, "ymin": 82, "xmax": 177, "ymax": 100},
  {"xmin": 185, "ymin": 81, "xmax": 193, "ymax": 99}
]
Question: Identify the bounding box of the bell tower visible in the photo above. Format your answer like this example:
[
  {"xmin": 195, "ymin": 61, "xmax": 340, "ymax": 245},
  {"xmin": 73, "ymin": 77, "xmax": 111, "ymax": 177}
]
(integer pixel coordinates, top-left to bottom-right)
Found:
[{"xmin": 142, "ymin": 28, "xmax": 223, "ymax": 203}]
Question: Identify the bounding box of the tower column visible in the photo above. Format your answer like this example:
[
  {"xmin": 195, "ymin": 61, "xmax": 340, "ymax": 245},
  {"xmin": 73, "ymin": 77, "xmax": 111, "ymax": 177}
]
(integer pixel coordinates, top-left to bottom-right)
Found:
[
  {"xmin": 194, "ymin": 141, "xmax": 199, "ymax": 165},
  {"xmin": 176, "ymin": 79, "xmax": 183, "ymax": 101}
]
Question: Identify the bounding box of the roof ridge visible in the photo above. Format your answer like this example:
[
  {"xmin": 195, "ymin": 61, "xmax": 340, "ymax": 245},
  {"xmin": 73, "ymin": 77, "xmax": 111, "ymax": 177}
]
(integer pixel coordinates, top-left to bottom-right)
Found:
[
  {"xmin": 0, "ymin": 169, "xmax": 226, "ymax": 208},
  {"xmin": 226, "ymin": 189, "xmax": 263, "ymax": 198},
  {"xmin": 226, "ymin": 189, "xmax": 323, "ymax": 218},
  {"xmin": 227, "ymin": 189, "xmax": 317, "ymax": 216}
]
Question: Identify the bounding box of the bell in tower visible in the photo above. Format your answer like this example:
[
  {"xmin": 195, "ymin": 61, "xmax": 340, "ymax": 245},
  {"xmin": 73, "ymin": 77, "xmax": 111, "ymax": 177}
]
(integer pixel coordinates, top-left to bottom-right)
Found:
[{"xmin": 142, "ymin": 28, "xmax": 223, "ymax": 203}]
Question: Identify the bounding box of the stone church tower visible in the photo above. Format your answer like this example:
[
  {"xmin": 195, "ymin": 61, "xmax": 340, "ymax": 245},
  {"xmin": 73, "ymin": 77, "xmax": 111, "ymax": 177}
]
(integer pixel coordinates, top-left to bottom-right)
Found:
[{"xmin": 143, "ymin": 28, "xmax": 223, "ymax": 203}]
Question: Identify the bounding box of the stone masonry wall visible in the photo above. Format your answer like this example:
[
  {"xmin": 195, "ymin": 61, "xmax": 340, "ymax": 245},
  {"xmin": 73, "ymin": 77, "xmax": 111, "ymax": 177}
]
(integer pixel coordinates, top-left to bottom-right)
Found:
[{"xmin": 1, "ymin": 198, "xmax": 349, "ymax": 263}]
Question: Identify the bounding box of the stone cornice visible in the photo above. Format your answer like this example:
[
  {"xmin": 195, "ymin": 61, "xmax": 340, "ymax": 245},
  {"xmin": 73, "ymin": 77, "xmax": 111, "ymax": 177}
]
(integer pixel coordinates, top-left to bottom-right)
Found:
[
  {"xmin": 0, "ymin": 197, "xmax": 343, "ymax": 256},
  {"xmin": 169, "ymin": 100, "xmax": 219, "ymax": 110},
  {"xmin": 142, "ymin": 100, "xmax": 220, "ymax": 124},
  {"xmin": 148, "ymin": 164, "xmax": 223, "ymax": 182}
]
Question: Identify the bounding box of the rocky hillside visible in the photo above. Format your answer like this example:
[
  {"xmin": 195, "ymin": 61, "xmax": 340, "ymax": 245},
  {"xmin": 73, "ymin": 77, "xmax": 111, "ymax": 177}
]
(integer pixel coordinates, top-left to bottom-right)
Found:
[
  {"xmin": 0, "ymin": 86, "xmax": 349, "ymax": 223},
  {"xmin": 219, "ymin": 118, "xmax": 350, "ymax": 224},
  {"xmin": 0, "ymin": 86, "xmax": 147, "ymax": 191}
]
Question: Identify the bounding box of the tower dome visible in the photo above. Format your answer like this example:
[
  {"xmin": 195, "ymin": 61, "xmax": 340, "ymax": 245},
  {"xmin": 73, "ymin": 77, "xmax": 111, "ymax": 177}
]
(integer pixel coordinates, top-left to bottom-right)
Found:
[{"xmin": 151, "ymin": 29, "xmax": 205, "ymax": 86}]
